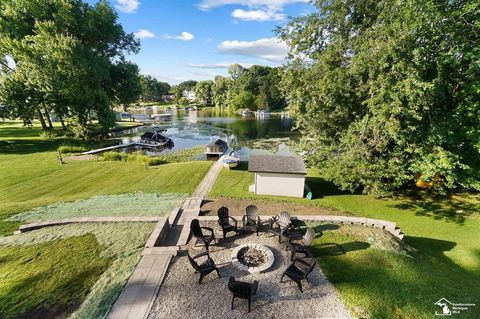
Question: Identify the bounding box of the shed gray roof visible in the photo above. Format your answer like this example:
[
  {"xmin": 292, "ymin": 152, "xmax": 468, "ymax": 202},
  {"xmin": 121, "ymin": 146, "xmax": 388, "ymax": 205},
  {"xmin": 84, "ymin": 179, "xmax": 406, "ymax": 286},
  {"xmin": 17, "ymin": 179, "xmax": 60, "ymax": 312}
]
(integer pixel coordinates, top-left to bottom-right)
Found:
[{"xmin": 248, "ymin": 153, "xmax": 307, "ymax": 174}]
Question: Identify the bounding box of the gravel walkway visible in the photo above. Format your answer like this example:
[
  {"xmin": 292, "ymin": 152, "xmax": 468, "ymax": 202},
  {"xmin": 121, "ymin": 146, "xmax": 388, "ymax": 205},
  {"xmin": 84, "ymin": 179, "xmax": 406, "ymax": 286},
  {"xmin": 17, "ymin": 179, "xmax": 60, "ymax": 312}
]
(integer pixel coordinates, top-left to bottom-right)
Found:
[{"xmin": 148, "ymin": 225, "xmax": 352, "ymax": 319}]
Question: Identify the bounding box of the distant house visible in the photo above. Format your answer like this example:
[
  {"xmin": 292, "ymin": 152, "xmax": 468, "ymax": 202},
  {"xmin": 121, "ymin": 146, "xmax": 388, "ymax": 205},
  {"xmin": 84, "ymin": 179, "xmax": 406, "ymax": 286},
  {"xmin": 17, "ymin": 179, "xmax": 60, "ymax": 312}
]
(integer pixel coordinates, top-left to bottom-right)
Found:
[
  {"xmin": 182, "ymin": 90, "xmax": 196, "ymax": 103},
  {"xmin": 248, "ymin": 145, "xmax": 307, "ymax": 198},
  {"xmin": 162, "ymin": 94, "xmax": 175, "ymax": 101}
]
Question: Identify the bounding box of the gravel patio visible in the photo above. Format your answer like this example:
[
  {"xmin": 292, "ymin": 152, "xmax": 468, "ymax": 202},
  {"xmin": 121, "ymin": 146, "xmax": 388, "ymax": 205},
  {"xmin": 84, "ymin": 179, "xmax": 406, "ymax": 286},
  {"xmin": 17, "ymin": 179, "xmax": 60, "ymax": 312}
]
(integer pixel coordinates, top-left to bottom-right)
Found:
[{"xmin": 147, "ymin": 223, "xmax": 352, "ymax": 319}]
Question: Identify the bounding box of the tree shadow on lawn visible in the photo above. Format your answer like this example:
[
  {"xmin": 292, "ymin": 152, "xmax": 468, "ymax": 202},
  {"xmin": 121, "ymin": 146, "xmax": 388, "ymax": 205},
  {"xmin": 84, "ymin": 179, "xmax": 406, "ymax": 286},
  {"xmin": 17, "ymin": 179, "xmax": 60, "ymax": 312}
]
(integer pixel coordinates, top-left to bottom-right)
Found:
[
  {"xmin": 305, "ymin": 176, "xmax": 353, "ymax": 198},
  {"xmin": 231, "ymin": 161, "xmax": 249, "ymax": 171},
  {"xmin": 316, "ymin": 250, "xmax": 480, "ymax": 319},
  {"xmin": 0, "ymin": 268, "xmax": 105, "ymax": 319},
  {"xmin": 313, "ymin": 241, "xmax": 371, "ymax": 256},
  {"xmin": 0, "ymin": 136, "xmax": 120, "ymax": 155},
  {"xmin": 0, "ymin": 138, "xmax": 62, "ymax": 154},
  {"xmin": 405, "ymin": 236, "xmax": 457, "ymax": 267},
  {"xmin": 388, "ymin": 189, "xmax": 480, "ymax": 225}
]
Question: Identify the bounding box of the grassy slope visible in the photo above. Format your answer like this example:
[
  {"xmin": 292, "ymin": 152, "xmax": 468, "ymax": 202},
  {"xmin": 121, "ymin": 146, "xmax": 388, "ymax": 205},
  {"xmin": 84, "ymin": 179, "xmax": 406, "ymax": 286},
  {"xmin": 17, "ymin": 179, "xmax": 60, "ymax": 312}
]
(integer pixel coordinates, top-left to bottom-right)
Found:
[
  {"xmin": 209, "ymin": 164, "xmax": 480, "ymax": 278},
  {"xmin": 0, "ymin": 235, "xmax": 110, "ymax": 319},
  {"xmin": 0, "ymin": 222, "xmax": 155, "ymax": 319},
  {"xmin": 312, "ymin": 226, "xmax": 480, "ymax": 318},
  {"xmin": 0, "ymin": 121, "xmax": 212, "ymax": 235}
]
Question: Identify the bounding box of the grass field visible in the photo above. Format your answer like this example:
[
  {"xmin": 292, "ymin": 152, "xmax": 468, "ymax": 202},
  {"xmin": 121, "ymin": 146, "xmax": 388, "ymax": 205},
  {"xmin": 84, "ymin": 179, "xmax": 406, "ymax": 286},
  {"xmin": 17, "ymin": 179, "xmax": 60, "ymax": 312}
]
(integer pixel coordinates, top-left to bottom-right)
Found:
[
  {"xmin": 0, "ymin": 121, "xmax": 212, "ymax": 235},
  {"xmin": 210, "ymin": 163, "xmax": 480, "ymax": 317},
  {"xmin": 0, "ymin": 222, "xmax": 155, "ymax": 319},
  {"xmin": 308, "ymin": 224, "xmax": 480, "ymax": 318},
  {"xmin": 0, "ymin": 235, "xmax": 110, "ymax": 319}
]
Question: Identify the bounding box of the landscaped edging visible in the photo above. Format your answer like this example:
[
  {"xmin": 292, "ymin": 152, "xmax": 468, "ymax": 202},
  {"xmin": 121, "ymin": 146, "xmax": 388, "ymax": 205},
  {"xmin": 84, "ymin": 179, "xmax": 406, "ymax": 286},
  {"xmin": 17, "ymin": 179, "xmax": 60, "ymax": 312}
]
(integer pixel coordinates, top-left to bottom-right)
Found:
[
  {"xmin": 195, "ymin": 215, "xmax": 405, "ymax": 240},
  {"xmin": 14, "ymin": 216, "xmax": 163, "ymax": 234}
]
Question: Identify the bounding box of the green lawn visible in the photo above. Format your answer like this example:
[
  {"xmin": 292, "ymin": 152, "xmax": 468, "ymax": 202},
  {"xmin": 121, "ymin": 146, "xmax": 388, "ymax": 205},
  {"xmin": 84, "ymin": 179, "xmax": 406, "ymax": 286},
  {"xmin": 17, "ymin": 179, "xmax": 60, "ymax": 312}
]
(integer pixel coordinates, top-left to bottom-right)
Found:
[
  {"xmin": 0, "ymin": 235, "xmax": 110, "ymax": 319},
  {"xmin": 0, "ymin": 121, "xmax": 212, "ymax": 235},
  {"xmin": 0, "ymin": 222, "xmax": 155, "ymax": 319},
  {"xmin": 210, "ymin": 163, "xmax": 480, "ymax": 317},
  {"xmin": 310, "ymin": 224, "xmax": 480, "ymax": 318}
]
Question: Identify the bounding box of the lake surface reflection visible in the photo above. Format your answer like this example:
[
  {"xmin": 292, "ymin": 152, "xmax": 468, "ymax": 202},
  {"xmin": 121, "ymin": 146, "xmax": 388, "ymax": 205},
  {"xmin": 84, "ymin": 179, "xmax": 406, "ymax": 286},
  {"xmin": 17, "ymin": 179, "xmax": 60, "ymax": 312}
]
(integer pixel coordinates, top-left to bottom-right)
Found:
[{"xmin": 117, "ymin": 108, "xmax": 298, "ymax": 156}]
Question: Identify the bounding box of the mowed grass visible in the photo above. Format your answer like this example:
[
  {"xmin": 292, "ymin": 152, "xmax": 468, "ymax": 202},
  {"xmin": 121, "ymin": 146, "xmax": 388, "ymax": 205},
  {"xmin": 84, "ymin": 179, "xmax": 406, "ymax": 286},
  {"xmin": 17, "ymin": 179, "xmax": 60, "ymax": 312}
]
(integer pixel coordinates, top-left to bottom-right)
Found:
[
  {"xmin": 0, "ymin": 121, "xmax": 212, "ymax": 235},
  {"xmin": 311, "ymin": 225, "xmax": 480, "ymax": 318},
  {"xmin": 0, "ymin": 234, "xmax": 110, "ymax": 319},
  {"xmin": 0, "ymin": 222, "xmax": 156, "ymax": 319}
]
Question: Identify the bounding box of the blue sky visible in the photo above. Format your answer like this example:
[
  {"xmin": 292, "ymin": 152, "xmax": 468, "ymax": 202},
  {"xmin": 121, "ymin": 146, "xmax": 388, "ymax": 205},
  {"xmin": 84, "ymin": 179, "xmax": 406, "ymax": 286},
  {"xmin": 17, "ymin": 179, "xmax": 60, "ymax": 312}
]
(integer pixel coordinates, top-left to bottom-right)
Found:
[{"xmin": 87, "ymin": 0, "xmax": 313, "ymax": 84}]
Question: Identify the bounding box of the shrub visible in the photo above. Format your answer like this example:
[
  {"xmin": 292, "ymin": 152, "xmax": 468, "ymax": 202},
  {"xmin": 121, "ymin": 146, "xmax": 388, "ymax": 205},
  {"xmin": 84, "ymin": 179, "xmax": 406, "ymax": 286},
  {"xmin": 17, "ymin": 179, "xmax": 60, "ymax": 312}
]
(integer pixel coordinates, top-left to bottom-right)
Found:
[
  {"xmin": 58, "ymin": 145, "xmax": 88, "ymax": 154},
  {"xmin": 101, "ymin": 151, "xmax": 165, "ymax": 166},
  {"xmin": 102, "ymin": 151, "xmax": 128, "ymax": 162},
  {"xmin": 39, "ymin": 131, "xmax": 57, "ymax": 140},
  {"xmin": 178, "ymin": 97, "xmax": 189, "ymax": 106}
]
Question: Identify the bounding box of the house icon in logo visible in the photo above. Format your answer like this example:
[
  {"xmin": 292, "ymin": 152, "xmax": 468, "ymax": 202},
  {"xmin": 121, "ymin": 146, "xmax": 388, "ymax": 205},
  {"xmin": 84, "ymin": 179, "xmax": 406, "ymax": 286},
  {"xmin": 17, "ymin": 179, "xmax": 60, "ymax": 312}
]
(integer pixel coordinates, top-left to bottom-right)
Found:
[{"xmin": 435, "ymin": 298, "xmax": 453, "ymax": 316}]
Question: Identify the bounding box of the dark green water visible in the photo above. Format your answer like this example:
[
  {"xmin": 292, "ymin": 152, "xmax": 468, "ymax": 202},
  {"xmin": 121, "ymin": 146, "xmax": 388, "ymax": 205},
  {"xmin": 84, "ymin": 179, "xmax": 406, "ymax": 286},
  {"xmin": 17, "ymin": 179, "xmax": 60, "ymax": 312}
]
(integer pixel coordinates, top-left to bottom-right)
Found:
[{"xmin": 118, "ymin": 108, "xmax": 298, "ymax": 154}]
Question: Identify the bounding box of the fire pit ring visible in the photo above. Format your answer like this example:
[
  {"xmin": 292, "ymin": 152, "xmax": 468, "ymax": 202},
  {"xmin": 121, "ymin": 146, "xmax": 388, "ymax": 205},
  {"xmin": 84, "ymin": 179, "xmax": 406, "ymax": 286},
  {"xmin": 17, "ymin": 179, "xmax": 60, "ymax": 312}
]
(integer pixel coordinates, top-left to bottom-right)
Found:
[{"xmin": 231, "ymin": 243, "xmax": 274, "ymax": 274}]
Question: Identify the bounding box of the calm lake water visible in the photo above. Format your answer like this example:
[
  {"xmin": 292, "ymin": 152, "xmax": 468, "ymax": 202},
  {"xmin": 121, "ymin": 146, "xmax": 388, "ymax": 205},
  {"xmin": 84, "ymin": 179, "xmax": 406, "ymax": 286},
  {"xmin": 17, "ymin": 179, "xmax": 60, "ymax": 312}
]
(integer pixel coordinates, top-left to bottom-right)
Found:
[{"xmin": 116, "ymin": 108, "xmax": 298, "ymax": 157}]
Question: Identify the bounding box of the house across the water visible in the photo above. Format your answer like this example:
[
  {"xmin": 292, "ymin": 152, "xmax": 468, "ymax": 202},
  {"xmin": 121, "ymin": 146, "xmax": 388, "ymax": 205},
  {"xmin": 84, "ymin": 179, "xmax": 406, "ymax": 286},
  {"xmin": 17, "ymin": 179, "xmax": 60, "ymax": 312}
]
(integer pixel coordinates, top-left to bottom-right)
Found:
[{"xmin": 248, "ymin": 145, "xmax": 307, "ymax": 198}]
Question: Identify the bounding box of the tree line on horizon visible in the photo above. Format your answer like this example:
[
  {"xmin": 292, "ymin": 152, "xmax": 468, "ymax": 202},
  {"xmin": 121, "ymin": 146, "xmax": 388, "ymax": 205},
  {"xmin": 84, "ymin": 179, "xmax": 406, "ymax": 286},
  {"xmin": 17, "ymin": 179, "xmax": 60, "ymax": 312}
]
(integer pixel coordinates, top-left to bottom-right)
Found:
[{"xmin": 139, "ymin": 64, "xmax": 286, "ymax": 111}]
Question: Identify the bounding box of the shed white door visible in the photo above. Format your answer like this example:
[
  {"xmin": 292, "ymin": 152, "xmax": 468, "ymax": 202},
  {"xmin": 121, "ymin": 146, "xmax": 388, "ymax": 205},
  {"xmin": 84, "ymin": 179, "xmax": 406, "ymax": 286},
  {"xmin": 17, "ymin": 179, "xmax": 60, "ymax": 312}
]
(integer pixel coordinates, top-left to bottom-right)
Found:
[{"xmin": 255, "ymin": 172, "xmax": 305, "ymax": 198}]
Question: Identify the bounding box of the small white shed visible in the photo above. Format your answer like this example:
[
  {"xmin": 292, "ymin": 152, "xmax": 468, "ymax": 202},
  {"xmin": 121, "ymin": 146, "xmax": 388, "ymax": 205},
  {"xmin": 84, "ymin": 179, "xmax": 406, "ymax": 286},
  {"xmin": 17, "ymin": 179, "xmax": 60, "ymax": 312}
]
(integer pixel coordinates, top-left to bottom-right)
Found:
[{"xmin": 248, "ymin": 146, "xmax": 307, "ymax": 198}]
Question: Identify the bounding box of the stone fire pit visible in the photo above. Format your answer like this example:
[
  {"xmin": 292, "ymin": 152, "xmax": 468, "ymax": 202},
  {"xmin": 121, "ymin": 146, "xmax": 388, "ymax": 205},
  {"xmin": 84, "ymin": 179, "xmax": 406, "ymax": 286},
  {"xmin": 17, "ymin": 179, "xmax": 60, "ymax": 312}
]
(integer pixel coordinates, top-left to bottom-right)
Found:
[{"xmin": 231, "ymin": 243, "xmax": 274, "ymax": 274}]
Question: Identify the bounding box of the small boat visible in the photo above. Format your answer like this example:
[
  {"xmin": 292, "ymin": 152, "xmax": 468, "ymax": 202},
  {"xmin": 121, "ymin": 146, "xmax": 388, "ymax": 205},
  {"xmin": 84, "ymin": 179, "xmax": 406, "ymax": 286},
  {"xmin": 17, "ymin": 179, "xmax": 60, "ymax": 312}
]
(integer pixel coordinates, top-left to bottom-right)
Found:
[
  {"xmin": 192, "ymin": 106, "xmax": 198, "ymax": 111},
  {"xmin": 255, "ymin": 109, "xmax": 270, "ymax": 117},
  {"xmin": 239, "ymin": 109, "xmax": 253, "ymax": 116},
  {"xmin": 140, "ymin": 130, "xmax": 174, "ymax": 149},
  {"xmin": 221, "ymin": 154, "xmax": 240, "ymax": 168}
]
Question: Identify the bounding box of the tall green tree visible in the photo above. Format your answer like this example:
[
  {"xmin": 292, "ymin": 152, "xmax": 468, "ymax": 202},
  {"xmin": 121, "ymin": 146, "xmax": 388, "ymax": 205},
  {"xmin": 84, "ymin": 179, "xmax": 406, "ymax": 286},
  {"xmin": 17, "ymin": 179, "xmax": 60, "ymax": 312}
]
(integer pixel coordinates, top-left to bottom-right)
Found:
[
  {"xmin": 139, "ymin": 75, "xmax": 170, "ymax": 102},
  {"xmin": 279, "ymin": 0, "xmax": 480, "ymax": 194},
  {"xmin": 212, "ymin": 75, "xmax": 231, "ymax": 109},
  {"xmin": 0, "ymin": 0, "xmax": 140, "ymax": 136},
  {"xmin": 194, "ymin": 80, "xmax": 214, "ymax": 105}
]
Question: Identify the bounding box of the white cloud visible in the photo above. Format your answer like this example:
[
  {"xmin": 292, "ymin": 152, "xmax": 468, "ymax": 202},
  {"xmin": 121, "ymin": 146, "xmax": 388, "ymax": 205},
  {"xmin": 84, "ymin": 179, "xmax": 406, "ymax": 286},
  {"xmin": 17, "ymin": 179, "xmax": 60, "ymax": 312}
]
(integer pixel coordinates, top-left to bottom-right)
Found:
[
  {"xmin": 164, "ymin": 32, "xmax": 195, "ymax": 41},
  {"xmin": 115, "ymin": 0, "xmax": 140, "ymax": 13},
  {"xmin": 232, "ymin": 8, "xmax": 285, "ymax": 21},
  {"xmin": 218, "ymin": 37, "xmax": 289, "ymax": 62},
  {"xmin": 134, "ymin": 29, "xmax": 155, "ymax": 39},
  {"xmin": 186, "ymin": 62, "xmax": 254, "ymax": 69},
  {"xmin": 198, "ymin": 0, "xmax": 308, "ymax": 11}
]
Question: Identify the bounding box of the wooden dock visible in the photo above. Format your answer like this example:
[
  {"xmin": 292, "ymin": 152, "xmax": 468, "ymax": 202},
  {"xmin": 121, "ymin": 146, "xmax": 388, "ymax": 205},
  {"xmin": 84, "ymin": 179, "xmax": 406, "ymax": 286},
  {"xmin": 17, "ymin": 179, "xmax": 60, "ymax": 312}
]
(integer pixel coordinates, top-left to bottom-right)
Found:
[{"xmin": 78, "ymin": 142, "xmax": 169, "ymax": 155}]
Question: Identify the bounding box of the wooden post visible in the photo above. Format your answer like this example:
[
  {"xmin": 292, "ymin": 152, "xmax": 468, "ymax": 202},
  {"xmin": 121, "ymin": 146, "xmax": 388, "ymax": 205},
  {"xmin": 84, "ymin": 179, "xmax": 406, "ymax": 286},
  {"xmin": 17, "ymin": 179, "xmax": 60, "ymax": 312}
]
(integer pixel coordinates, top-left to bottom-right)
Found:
[{"xmin": 57, "ymin": 151, "xmax": 64, "ymax": 164}]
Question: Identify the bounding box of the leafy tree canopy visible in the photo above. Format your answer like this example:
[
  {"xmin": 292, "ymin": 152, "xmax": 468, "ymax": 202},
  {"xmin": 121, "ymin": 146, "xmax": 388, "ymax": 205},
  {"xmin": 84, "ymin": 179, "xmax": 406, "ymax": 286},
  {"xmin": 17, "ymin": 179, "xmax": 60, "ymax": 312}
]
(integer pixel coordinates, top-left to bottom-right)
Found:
[
  {"xmin": 279, "ymin": 0, "xmax": 480, "ymax": 194},
  {"xmin": 0, "ymin": 0, "xmax": 141, "ymax": 136}
]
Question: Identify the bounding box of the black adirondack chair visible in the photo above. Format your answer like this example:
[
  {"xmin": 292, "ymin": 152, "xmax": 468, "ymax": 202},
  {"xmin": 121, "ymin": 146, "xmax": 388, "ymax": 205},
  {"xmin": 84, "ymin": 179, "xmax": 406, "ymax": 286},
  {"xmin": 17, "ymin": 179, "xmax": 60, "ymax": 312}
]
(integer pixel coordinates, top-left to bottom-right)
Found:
[
  {"xmin": 287, "ymin": 227, "xmax": 317, "ymax": 260},
  {"xmin": 217, "ymin": 206, "xmax": 238, "ymax": 239},
  {"xmin": 187, "ymin": 251, "xmax": 221, "ymax": 284},
  {"xmin": 228, "ymin": 276, "xmax": 259, "ymax": 313},
  {"xmin": 280, "ymin": 257, "xmax": 316, "ymax": 293},
  {"xmin": 242, "ymin": 205, "xmax": 261, "ymax": 235},
  {"xmin": 190, "ymin": 218, "xmax": 216, "ymax": 251},
  {"xmin": 268, "ymin": 211, "xmax": 295, "ymax": 243}
]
